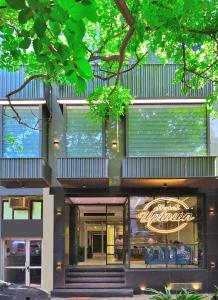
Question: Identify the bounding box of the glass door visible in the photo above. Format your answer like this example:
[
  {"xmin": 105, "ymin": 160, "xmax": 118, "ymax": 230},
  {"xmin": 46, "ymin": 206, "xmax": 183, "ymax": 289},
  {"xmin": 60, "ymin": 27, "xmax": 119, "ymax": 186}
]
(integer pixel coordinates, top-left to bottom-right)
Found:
[
  {"xmin": 106, "ymin": 205, "xmax": 124, "ymax": 264},
  {"xmin": 4, "ymin": 240, "xmax": 42, "ymax": 286}
]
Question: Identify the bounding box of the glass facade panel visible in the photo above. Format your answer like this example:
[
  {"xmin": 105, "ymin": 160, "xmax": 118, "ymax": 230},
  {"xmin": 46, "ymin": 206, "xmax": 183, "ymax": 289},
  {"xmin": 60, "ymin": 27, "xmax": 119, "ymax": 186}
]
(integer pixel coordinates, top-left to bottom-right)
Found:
[
  {"xmin": 5, "ymin": 268, "xmax": 25, "ymax": 284},
  {"xmin": 3, "ymin": 107, "xmax": 40, "ymax": 158},
  {"xmin": 128, "ymin": 106, "xmax": 207, "ymax": 156},
  {"xmin": 3, "ymin": 201, "xmax": 13, "ymax": 219},
  {"xmin": 30, "ymin": 241, "xmax": 41, "ymax": 266},
  {"xmin": 31, "ymin": 202, "xmax": 42, "ymax": 220},
  {"xmin": 4, "ymin": 240, "xmax": 26, "ymax": 267},
  {"xmin": 130, "ymin": 196, "xmax": 203, "ymax": 268},
  {"xmin": 66, "ymin": 107, "xmax": 103, "ymax": 157},
  {"xmin": 14, "ymin": 210, "xmax": 29, "ymax": 220}
]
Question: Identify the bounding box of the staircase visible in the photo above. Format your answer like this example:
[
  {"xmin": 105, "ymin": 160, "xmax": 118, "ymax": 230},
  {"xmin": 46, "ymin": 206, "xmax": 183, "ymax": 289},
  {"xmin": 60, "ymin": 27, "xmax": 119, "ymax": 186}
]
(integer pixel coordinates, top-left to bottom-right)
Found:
[{"xmin": 52, "ymin": 266, "xmax": 133, "ymax": 297}]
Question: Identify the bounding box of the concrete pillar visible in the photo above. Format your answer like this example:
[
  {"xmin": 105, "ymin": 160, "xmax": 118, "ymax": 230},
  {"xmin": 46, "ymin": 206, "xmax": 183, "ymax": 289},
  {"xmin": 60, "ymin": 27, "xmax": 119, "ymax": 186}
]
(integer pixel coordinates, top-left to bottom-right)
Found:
[{"xmin": 42, "ymin": 188, "xmax": 54, "ymax": 293}]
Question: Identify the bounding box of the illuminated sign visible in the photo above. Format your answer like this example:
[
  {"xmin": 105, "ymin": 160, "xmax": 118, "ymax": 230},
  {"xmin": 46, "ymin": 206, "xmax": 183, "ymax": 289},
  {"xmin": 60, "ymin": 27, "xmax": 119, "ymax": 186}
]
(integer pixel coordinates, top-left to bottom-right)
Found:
[{"xmin": 138, "ymin": 197, "xmax": 195, "ymax": 234}]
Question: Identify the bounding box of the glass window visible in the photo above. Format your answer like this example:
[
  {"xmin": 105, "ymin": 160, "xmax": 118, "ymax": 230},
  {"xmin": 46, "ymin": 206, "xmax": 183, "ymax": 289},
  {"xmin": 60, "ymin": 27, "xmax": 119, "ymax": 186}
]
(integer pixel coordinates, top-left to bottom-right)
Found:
[
  {"xmin": 130, "ymin": 196, "xmax": 203, "ymax": 268},
  {"xmin": 3, "ymin": 201, "xmax": 13, "ymax": 220},
  {"xmin": 2, "ymin": 199, "xmax": 42, "ymax": 220},
  {"xmin": 127, "ymin": 106, "xmax": 207, "ymax": 156},
  {"xmin": 31, "ymin": 201, "xmax": 42, "ymax": 220},
  {"xmin": 66, "ymin": 107, "xmax": 103, "ymax": 157},
  {"xmin": 3, "ymin": 106, "xmax": 40, "ymax": 158},
  {"xmin": 14, "ymin": 210, "xmax": 29, "ymax": 220}
]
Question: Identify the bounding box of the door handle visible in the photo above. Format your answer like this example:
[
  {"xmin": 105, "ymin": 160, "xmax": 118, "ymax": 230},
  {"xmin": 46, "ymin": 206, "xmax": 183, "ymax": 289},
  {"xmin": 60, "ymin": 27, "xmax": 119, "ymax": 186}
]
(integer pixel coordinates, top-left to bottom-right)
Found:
[{"xmin": 26, "ymin": 265, "xmax": 30, "ymax": 272}]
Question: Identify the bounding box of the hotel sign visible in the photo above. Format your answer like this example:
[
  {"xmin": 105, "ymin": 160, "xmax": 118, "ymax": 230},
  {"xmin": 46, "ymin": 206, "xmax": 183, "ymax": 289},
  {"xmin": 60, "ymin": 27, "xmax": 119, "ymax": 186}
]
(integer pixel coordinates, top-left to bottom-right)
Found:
[{"xmin": 138, "ymin": 197, "xmax": 195, "ymax": 234}]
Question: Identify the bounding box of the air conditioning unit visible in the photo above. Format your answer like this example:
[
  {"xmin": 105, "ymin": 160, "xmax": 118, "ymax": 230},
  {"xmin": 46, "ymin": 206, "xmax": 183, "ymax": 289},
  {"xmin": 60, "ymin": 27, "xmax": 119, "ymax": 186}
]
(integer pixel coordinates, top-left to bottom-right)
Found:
[{"xmin": 9, "ymin": 197, "xmax": 29, "ymax": 210}]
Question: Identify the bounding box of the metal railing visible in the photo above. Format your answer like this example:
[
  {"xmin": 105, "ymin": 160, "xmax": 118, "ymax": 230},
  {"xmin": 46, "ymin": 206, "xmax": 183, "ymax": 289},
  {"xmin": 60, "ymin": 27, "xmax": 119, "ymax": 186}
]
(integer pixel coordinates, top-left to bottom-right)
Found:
[
  {"xmin": 57, "ymin": 157, "xmax": 109, "ymax": 178},
  {"xmin": 0, "ymin": 158, "xmax": 50, "ymax": 180},
  {"xmin": 122, "ymin": 156, "xmax": 217, "ymax": 178}
]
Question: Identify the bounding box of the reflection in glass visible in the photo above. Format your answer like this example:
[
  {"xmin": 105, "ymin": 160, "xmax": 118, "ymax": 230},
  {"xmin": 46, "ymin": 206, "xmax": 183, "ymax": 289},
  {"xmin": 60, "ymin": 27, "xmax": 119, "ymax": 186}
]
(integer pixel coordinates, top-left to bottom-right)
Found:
[
  {"xmin": 3, "ymin": 201, "xmax": 13, "ymax": 220},
  {"xmin": 3, "ymin": 107, "xmax": 40, "ymax": 158},
  {"xmin": 5, "ymin": 269, "xmax": 25, "ymax": 284},
  {"xmin": 5, "ymin": 240, "xmax": 26, "ymax": 267},
  {"xmin": 66, "ymin": 108, "xmax": 103, "ymax": 157},
  {"xmin": 32, "ymin": 202, "xmax": 42, "ymax": 220},
  {"xmin": 14, "ymin": 210, "xmax": 29, "ymax": 220},
  {"xmin": 30, "ymin": 241, "xmax": 41, "ymax": 266},
  {"xmin": 30, "ymin": 269, "xmax": 41, "ymax": 285},
  {"xmin": 128, "ymin": 106, "xmax": 207, "ymax": 156}
]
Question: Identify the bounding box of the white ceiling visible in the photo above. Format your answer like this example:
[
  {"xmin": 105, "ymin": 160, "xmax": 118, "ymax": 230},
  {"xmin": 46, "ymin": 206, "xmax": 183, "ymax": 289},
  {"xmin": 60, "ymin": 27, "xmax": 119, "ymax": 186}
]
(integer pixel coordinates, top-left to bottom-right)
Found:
[{"xmin": 68, "ymin": 197, "xmax": 126, "ymax": 205}]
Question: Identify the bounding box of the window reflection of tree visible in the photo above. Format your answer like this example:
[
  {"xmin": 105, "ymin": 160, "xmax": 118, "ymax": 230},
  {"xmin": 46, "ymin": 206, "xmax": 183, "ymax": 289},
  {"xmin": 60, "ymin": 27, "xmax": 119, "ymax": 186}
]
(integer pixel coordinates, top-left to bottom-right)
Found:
[
  {"xmin": 66, "ymin": 109, "xmax": 103, "ymax": 157},
  {"xmin": 128, "ymin": 107, "xmax": 207, "ymax": 156},
  {"xmin": 3, "ymin": 108, "xmax": 40, "ymax": 158}
]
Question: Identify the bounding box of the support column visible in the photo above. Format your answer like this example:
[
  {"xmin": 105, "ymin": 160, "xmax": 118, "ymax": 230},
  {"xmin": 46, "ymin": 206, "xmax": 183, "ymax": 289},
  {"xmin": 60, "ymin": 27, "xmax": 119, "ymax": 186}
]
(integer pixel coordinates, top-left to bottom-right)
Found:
[
  {"xmin": 42, "ymin": 188, "xmax": 54, "ymax": 292},
  {"xmin": 69, "ymin": 205, "xmax": 78, "ymax": 265},
  {"xmin": 53, "ymin": 191, "xmax": 65, "ymax": 288}
]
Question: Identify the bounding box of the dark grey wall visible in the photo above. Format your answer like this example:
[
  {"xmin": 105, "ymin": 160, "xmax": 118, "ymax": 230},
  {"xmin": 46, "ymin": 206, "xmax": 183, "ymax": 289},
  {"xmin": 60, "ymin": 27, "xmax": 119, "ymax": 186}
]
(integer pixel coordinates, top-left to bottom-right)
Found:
[
  {"xmin": 1, "ymin": 220, "xmax": 43, "ymax": 238},
  {"xmin": 126, "ymin": 269, "xmax": 218, "ymax": 293}
]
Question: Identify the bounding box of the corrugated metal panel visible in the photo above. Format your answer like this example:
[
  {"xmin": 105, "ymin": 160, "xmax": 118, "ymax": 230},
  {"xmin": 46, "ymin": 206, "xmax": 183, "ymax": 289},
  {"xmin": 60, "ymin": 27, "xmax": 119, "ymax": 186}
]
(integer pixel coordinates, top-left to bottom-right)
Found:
[
  {"xmin": 0, "ymin": 158, "xmax": 50, "ymax": 179},
  {"xmin": 121, "ymin": 65, "xmax": 214, "ymax": 99},
  {"xmin": 58, "ymin": 65, "xmax": 213, "ymax": 99},
  {"xmin": 0, "ymin": 68, "xmax": 44, "ymax": 99},
  {"xmin": 122, "ymin": 157, "xmax": 216, "ymax": 178},
  {"xmin": 58, "ymin": 158, "xmax": 109, "ymax": 178}
]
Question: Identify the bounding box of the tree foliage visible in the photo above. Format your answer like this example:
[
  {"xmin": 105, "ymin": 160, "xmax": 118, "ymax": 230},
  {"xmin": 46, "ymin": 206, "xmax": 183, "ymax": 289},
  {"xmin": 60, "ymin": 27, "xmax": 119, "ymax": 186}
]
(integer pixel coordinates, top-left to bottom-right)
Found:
[{"xmin": 0, "ymin": 0, "xmax": 217, "ymax": 118}]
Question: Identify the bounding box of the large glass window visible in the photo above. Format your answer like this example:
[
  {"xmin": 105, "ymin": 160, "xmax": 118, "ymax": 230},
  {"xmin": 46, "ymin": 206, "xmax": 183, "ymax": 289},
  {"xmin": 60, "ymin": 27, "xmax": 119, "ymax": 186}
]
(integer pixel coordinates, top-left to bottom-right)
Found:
[
  {"xmin": 66, "ymin": 107, "xmax": 104, "ymax": 157},
  {"xmin": 127, "ymin": 106, "xmax": 207, "ymax": 156},
  {"xmin": 3, "ymin": 106, "xmax": 40, "ymax": 158},
  {"xmin": 130, "ymin": 196, "xmax": 203, "ymax": 268}
]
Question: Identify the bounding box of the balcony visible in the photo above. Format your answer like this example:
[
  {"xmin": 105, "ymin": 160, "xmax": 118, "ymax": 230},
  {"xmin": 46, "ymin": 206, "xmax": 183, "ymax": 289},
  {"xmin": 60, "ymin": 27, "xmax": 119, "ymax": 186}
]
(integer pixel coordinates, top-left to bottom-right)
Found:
[
  {"xmin": 57, "ymin": 158, "xmax": 109, "ymax": 188},
  {"xmin": 0, "ymin": 158, "xmax": 51, "ymax": 188},
  {"xmin": 122, "ymin": 156, "xmax": 218, "ymax": 188}
]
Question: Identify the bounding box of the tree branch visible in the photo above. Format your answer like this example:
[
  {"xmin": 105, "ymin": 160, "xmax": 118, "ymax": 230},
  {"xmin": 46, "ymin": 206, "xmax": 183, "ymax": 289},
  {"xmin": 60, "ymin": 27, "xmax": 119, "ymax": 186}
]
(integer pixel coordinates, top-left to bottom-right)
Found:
[{"xmin": 5, "ymin": 74, "xmax": 48, "ymax": 129}]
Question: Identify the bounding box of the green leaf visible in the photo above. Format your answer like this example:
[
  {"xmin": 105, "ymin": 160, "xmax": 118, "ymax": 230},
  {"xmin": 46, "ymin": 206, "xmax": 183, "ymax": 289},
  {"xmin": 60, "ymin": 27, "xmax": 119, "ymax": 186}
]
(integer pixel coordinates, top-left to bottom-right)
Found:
[
  {"xmin": 34, "ymin": 17, "xmax": 46, "ymax": 38},
  {"xmin": 70, "ymin": 1, "xmax": 97, "ymax": 22},
  {"xmin": 76, "ymin": 58, "xmax": 93, "ymax": 79},
  {"xmin": 75, "ymin": 76, "xmax": 87, "ymax": 93},
  {"xmin": 19, "ymin": 37, "xmax": 31, "ymax": 49},
  {"xmin": 33, "ymin": 38, "xmax": 42, "ymax": 54},
  {"xmin": 5, "ymin": 134, "xmax": 16, "ymax": 144},
  {"xmin": 20, "ymin": 29, "xmax": 29, "ymax": 37},
  {"xmin": 18, "ymin": 145, "xmax": 24, "ymax": 151},
  {"xmin": 56, "ymin": 0, "xmax": 75, "ymax": 11},
  {"xmin": 6, "ymin": 0, "xmax": 27, "ymax": 9},
  {"xmin": 18, "ymin": 8, "xmax": 33, "ymax": 24}
]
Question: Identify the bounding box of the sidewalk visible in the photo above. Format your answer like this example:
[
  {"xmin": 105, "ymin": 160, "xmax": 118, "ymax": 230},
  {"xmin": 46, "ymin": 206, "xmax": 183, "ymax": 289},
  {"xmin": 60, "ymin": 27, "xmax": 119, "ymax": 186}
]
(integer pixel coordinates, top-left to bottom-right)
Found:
[
  {"xmin": 52, "ymin": 294, "xmax": 212, "ymax": 300},
  {"xmin": 52, "ymin": 296, "xmax": 149, "ymax": 300}
]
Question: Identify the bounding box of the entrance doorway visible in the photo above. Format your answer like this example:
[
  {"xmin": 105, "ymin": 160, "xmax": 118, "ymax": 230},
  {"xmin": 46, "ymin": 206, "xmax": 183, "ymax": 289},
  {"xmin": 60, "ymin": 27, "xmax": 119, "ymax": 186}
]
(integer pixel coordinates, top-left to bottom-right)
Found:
[
  {"xmin": 3, "ymin": 240, "xmax": 42, "ymax": 286},
  {"xmin": 68, "ymin": 198, "xmax": 128, "ymax": 266}
]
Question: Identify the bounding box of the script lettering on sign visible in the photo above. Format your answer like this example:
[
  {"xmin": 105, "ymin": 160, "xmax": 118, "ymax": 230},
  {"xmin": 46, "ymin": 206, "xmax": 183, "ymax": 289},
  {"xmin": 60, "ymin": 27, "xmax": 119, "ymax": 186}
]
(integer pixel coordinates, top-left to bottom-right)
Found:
[{"xmin": 137, "ymin": 197, "xmax": 195, "ymax": 234}]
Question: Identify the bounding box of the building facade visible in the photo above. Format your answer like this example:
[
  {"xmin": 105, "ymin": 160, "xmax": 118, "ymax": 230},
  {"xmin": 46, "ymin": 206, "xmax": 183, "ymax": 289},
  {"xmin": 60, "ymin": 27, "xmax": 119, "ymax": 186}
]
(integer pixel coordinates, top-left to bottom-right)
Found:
[{"xmin": 0, "ymin": 63, "xmax": 218, "ymax": 297}]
